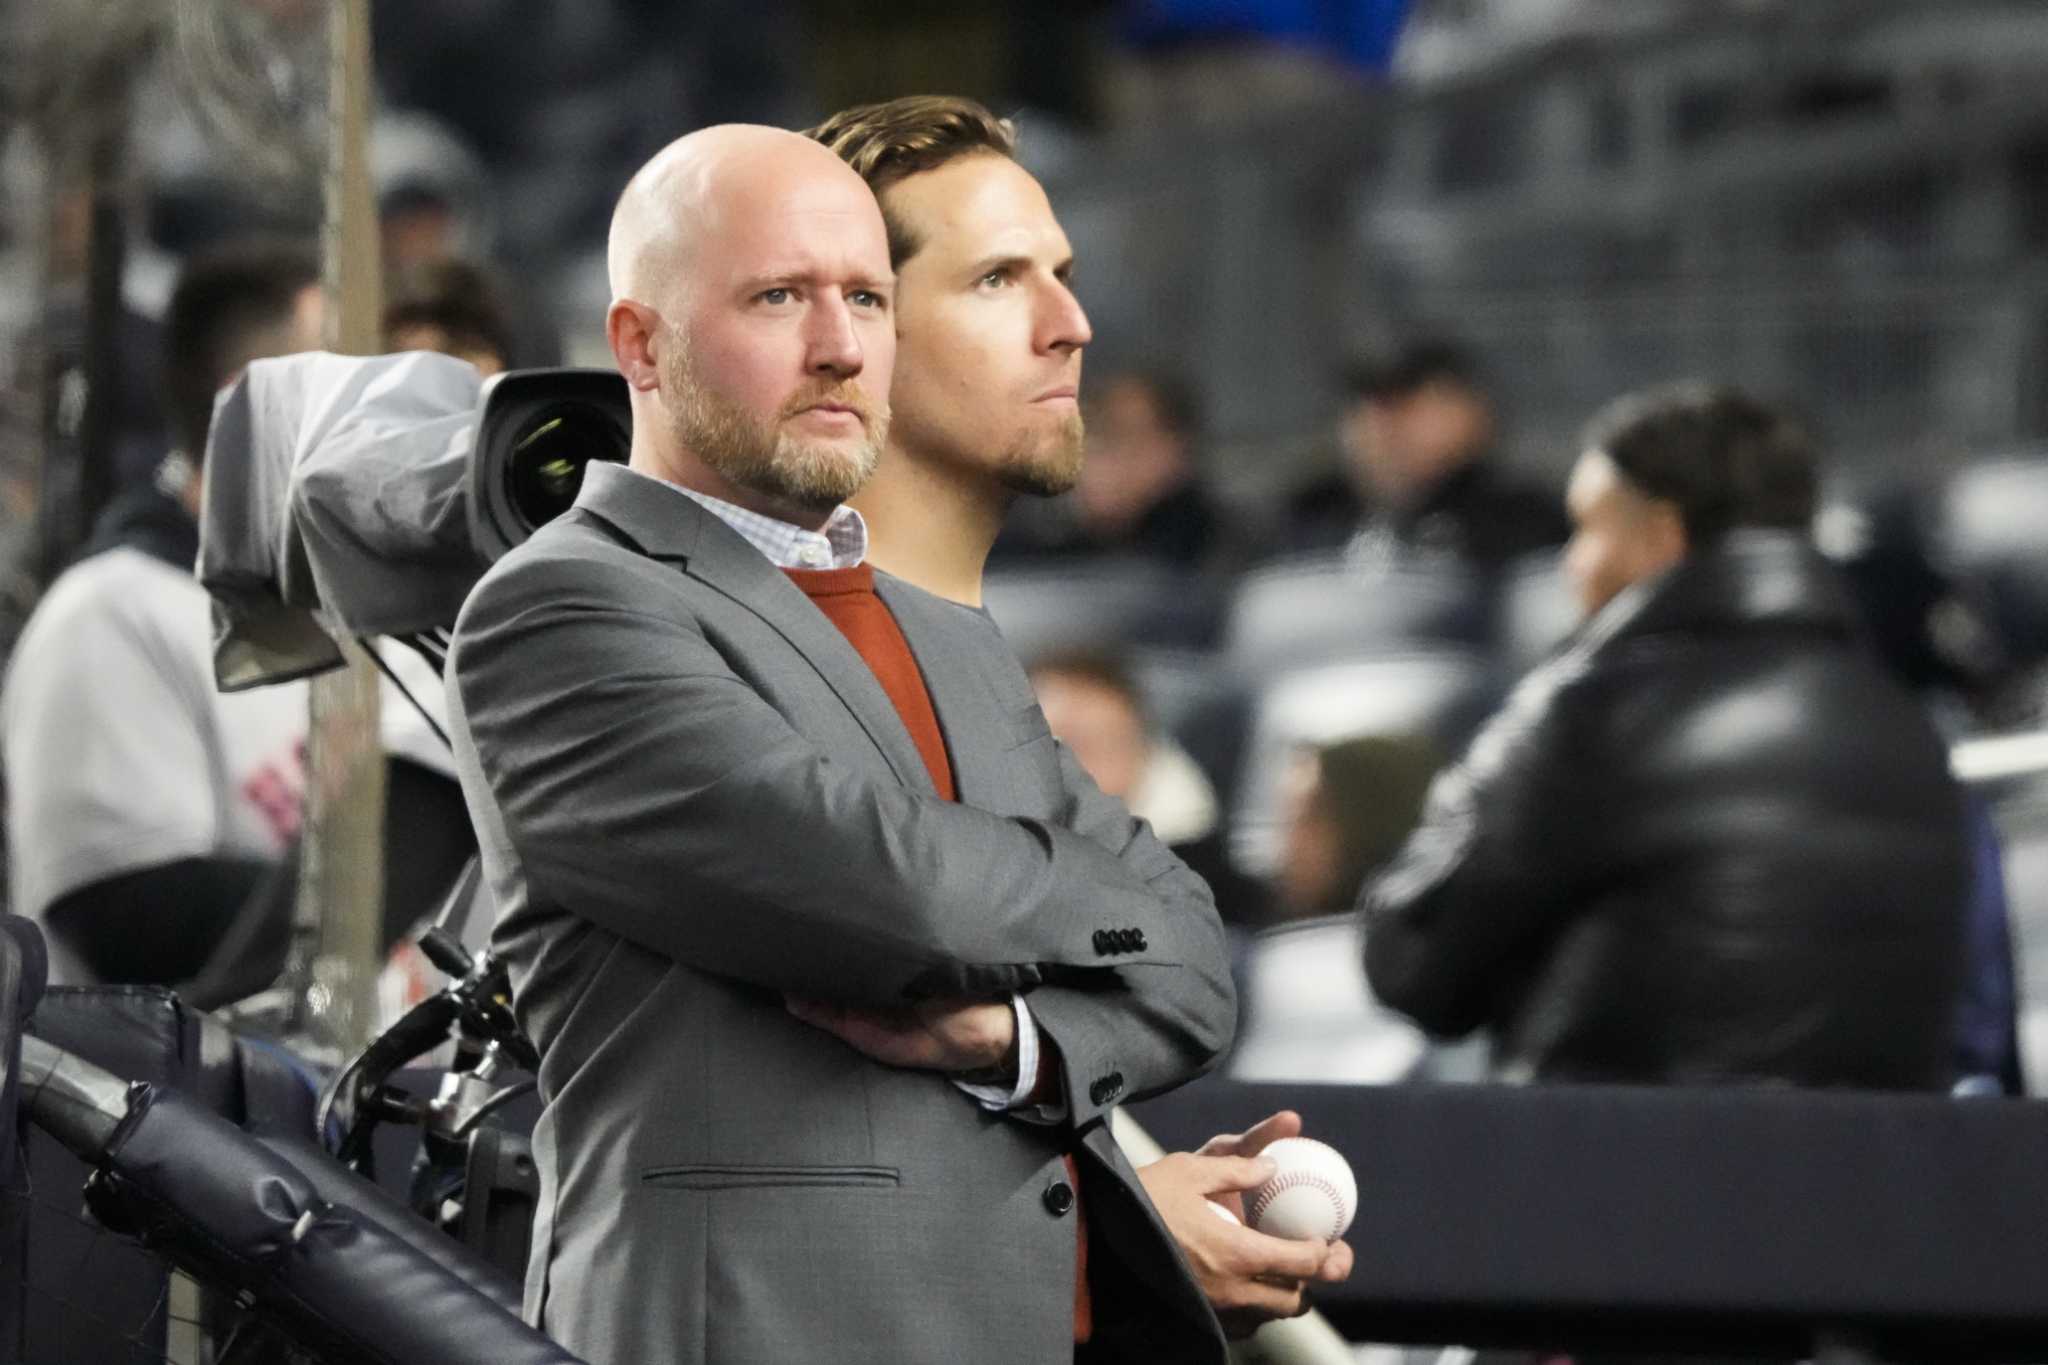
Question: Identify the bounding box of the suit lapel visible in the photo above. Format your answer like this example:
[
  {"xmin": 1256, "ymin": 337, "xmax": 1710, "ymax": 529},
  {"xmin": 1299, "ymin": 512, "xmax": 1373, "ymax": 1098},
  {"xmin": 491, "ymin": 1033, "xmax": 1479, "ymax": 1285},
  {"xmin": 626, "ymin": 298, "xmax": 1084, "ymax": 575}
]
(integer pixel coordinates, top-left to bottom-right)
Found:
[
  {"xmin": 875, "ymin": 574, "xmax": 1014, "ymax": 810},
  {"xmin": 572, "ymin": 464, "xmax": 935, "ymax": 796}
]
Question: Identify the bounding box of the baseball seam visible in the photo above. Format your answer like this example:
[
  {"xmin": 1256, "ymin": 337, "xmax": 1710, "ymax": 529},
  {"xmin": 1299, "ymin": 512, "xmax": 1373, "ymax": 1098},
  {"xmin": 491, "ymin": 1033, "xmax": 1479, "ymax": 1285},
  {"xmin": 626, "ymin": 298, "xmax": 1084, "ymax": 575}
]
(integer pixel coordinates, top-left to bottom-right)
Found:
[{"xmin": 1247, "ymin": 1171, "xmax": 1347, "ymax": 1235}]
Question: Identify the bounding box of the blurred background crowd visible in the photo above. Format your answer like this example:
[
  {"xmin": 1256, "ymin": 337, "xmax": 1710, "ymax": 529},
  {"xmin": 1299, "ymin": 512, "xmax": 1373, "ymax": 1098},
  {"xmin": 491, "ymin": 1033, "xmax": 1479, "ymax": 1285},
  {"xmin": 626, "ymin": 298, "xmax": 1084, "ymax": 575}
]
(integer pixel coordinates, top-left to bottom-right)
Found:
[{"xmin": 3, "ymin": 0, "xmax": 2048, "ymax": 1100}]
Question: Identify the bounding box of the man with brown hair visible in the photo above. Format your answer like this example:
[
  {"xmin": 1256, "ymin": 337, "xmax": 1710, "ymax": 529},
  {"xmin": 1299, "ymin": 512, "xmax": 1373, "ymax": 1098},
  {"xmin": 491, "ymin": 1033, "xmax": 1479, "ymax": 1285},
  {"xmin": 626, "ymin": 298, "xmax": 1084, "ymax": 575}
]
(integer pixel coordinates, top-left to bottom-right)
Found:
[{"xmin": 803, "ymin": 94, "xmax": 1352, "ymax": 1342}]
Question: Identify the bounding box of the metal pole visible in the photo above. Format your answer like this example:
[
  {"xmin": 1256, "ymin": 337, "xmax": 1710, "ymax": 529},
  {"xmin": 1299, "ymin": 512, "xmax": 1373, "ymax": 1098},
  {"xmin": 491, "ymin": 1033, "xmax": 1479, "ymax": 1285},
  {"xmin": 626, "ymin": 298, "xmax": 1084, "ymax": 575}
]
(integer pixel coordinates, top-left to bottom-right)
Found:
[
  {"xmin": 296, "ymin": 0, "xmax": 385, "ymax": 1059},
  {"xmin": 73, "ymin": 96, "xmax": 128, "ymax": 563}
]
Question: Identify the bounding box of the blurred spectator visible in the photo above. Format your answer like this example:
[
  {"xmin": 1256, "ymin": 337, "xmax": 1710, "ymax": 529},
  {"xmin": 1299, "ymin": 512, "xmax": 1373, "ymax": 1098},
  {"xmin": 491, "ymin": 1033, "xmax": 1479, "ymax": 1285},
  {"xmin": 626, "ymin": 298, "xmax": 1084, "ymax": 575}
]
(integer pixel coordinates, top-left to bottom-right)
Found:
[
  {"xmin": 1228, "ymin": 733, "xmax": 1442, "ymax": 1085},
  {"xmin": 1954, "ymin": 798, "xmax": 2023, "ymax": 1094},
  {"xmin": 1363, "ymin": 383, "xmax": 1969, "ymax": 1089},
  {"xmin": 374, "ymin": 113, "xmax": 498, "ymax": 274},
  {"xmin": 374, "ymin": 114, "xmax": 561, "ymax": 369},
  {"xmin": 997, "ymin": 370, "xmax": 1227, "ymax": 569},
  {"xmin": 1273, "ymin": 732, "xmax": 1441, "ymax": 920},
  {"xmin": 1817, "ymin": 487, "xmax": 2025, "ymax": 1093},
  {"xmin": 1105, "ymin": 0, "xmax": 1407, "ymax": 128},
  {"xmin": 383, "ymin": 258, "xmax": 516, "ymax": 376},
  {"xmin": 1028, "ymin": 648, "xmax": 1264, "ymax": 924},
  {"xmin": 3, "ymin": 241, "xmax": 323, "ymax": 985},
  {"xmin": 2, "ymin": 241, "xmax": 468, "ymax": 990},
  {"xmin": 1278, "ymin": 339, "xmax": 1565, "ymax": 571}
]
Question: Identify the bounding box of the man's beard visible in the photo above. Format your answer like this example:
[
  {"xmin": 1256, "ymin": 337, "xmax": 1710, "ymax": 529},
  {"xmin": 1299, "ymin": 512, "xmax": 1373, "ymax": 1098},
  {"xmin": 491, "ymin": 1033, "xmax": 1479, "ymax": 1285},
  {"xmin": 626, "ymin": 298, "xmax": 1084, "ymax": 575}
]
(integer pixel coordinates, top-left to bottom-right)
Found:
[
  {"xmin": 993, "ymin": 409, "xmax": 1085, "ymax": 499},
  {"xmin": 663, "ymin": 344, "xmax": 889, "ymax": 515}
]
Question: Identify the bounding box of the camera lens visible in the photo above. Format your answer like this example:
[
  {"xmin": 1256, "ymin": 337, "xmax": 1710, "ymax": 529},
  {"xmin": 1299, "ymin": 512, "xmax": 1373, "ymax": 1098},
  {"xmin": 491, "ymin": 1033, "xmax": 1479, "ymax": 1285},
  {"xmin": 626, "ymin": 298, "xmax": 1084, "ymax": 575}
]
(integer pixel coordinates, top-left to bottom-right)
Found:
[{"xmin": 504, "ymin": 401, "xmax": 628, "ymax": 534}]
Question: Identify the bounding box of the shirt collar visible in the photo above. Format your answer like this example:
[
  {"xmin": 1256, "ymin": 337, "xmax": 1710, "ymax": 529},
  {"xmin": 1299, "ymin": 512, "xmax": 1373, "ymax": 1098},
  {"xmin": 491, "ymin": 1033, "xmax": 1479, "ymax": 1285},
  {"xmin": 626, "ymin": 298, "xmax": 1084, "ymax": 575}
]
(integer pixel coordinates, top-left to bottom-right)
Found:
[{"xmin": 646, "ymin": 475, "xmax": 868, "ymax": 570}]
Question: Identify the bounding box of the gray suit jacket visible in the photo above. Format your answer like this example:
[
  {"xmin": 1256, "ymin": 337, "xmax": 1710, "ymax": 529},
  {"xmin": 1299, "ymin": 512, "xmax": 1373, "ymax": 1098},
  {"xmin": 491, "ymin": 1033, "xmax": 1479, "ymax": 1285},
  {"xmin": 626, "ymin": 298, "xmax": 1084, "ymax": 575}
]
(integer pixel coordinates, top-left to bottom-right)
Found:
[{"xmin": 448, "ymin": 463, "xmax": 1236, "ymax": 1365}]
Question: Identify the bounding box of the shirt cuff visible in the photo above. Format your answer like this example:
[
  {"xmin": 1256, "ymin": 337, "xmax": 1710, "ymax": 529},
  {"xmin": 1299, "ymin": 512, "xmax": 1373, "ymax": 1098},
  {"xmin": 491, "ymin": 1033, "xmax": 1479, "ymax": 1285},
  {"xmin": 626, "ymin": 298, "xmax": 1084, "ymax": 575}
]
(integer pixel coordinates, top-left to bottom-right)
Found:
[{"xmin": 952, "ymin": 994, "xmax": 1065, "ymax": 1122}]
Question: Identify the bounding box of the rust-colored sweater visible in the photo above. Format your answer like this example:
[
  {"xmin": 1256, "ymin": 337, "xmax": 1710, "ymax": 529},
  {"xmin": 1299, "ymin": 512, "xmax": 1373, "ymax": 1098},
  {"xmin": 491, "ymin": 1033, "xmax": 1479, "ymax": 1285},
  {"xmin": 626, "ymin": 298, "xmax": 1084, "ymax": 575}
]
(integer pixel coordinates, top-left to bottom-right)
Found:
[{"xmin": 786, "ymin": 564, "xmax": 1091, "ymax": 1343}]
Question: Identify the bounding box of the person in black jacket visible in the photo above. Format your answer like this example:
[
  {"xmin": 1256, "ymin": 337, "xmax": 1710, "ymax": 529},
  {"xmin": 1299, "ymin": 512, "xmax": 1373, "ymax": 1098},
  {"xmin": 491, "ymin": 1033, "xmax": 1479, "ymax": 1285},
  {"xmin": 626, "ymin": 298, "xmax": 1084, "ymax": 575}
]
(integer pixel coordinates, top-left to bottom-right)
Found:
[
  {"xmin": 1362, "ymin": 382, "xmax": 1969, "ymax": 1089},
  {"xmin": 1279, "ymin": 340, "xmax": 1566, "ymax": 570}
]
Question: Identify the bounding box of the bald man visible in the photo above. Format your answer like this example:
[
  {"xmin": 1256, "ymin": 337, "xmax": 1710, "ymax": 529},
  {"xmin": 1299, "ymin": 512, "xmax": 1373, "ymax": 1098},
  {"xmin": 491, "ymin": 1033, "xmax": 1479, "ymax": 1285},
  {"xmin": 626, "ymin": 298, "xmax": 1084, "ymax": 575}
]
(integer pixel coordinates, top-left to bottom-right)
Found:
[{"xmin": 447, "ymin": 126, "xmax": 1235, "ymax": 1365}]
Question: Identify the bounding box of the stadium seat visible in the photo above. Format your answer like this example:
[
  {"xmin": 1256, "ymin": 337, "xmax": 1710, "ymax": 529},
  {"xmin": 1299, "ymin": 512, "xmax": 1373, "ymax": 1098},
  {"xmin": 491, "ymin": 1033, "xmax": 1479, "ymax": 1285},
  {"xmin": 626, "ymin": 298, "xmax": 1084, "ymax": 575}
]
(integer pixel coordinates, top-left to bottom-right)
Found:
[
  {"xmin": 1227, "ymin": 650, "xmax": 1498, "ymax": 876},
  {"xmin": 982, "ymin": 556, "xmax": 1222, "ymax": 659},
  {"xmin": 1932, "ymin": 453, "xmax": 2048, "ymax": 666},
  {"xmin": 1223, "ymin": 553, "xmax": 1492, "ymax": 675}
]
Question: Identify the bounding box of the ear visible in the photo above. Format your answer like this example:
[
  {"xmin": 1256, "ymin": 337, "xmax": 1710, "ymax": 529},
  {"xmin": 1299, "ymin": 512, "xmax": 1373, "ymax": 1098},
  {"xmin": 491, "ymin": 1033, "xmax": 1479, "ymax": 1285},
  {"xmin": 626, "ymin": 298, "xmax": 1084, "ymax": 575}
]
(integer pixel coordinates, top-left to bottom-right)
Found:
[{"xmin": 607, "ymin": 298, "xmax": 664, "ymax": 392}]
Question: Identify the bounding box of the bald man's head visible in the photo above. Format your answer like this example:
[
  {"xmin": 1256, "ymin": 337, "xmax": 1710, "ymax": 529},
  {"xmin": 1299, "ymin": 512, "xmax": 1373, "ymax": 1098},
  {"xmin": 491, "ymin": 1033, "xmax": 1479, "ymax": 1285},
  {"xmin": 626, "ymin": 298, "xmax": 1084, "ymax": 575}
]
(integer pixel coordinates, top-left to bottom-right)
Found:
[
  {"xmin": 605, "ymin": 124, "xmax": 897, "ymax": 526},
  {"xmin": 608, "ymin": 125, "xmax": 872, "ymax": 309}
]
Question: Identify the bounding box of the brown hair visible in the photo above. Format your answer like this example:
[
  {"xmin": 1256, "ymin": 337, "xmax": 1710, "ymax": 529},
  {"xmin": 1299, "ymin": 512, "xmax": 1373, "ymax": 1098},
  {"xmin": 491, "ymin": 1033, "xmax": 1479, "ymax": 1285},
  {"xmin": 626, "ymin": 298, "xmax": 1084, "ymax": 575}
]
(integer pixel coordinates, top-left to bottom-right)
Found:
[
  {"xmin": 383, "ymin": 258, "xmax": 516, "ymax": 370},
  {"xmin": 804, "ymin": 96, "xmax": 1017, "ymax": 266}
]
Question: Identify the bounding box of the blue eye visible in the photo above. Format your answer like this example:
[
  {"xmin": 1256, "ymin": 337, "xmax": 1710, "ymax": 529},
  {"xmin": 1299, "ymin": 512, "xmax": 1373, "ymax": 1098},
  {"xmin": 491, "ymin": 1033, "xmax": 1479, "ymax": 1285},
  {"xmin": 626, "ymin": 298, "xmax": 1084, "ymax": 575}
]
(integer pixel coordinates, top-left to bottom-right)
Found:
[{"xmin": 760, "ymin": 288, "xmax": 791, "ymax": 305}]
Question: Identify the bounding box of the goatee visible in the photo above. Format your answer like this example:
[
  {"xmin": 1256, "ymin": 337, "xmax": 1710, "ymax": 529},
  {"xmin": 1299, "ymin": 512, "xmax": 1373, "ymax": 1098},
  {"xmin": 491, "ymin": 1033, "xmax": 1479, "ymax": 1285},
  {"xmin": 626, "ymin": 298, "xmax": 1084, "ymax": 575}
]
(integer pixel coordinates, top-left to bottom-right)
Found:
[
  {"xmin": 998, "ymin": 410, "xmax": 1085, "ymax": 499},
  {"xmin": 665, "ymin": 344, "xmax": 889, "ymax": 513}
]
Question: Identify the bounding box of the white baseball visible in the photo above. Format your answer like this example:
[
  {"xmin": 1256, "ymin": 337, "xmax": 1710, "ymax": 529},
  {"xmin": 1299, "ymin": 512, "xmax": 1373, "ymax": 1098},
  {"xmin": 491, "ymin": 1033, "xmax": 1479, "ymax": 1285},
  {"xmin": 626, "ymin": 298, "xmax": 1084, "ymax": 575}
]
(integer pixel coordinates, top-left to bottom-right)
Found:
[{"xmin": 1245, "ymin": 1137, "xmax": 1356, "ymax": 1242}]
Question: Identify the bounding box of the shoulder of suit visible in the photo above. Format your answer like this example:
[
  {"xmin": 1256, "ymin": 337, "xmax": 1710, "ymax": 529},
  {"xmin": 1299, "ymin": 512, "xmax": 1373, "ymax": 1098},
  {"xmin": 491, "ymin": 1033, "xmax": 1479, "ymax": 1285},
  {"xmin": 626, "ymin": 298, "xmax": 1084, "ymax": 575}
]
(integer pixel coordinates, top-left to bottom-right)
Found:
[{"xmin": 457, "ymin": 510, "xmax": 698, "ymax": 633}]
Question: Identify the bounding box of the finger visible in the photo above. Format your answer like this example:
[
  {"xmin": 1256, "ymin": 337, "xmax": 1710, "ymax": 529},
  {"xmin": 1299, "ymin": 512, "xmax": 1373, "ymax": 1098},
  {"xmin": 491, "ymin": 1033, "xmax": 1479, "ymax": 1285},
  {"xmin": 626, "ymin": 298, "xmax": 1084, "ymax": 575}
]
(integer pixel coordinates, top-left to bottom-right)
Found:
[
  {"xmin": 1226, "ymin": 1227, "xmax": 1331, "ymax": 1284},
  {"xmin": 1235, "ymin": 1110, "xmax": 1303, "ymax": 1157},
  {"xmin": 1197, "ymin": 1154, "xmax": 1278, "ymax": 1196},
  {"xmin": 1318, "ymin": 1238, "xmax": 1355, "ymax": 1284},
  {"xmin": 1249, "ymin": 1271, "xmax": 1309, "ymax": 1291}
]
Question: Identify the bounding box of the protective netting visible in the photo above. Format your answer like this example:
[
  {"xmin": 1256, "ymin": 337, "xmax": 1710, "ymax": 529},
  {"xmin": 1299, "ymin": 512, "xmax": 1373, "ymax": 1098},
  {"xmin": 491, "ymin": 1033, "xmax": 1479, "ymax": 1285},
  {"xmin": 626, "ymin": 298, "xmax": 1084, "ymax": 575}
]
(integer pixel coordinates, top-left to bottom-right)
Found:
[{"xmin": 0, "ymin": 1134, "xmax": 217, "ymax": 1365}]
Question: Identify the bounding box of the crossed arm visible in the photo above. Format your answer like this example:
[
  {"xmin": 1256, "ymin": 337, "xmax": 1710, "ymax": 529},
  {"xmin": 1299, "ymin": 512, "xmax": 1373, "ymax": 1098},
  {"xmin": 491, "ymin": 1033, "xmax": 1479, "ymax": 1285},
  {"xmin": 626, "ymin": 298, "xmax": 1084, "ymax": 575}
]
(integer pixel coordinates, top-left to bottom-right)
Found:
[
  {"xmin": 453, "ymin": 547, "xmax": 1235, "ymax": 1101},
  {"xmin": 458, "ymin": 548, "xmax": 1348, "ymax": 1330}
]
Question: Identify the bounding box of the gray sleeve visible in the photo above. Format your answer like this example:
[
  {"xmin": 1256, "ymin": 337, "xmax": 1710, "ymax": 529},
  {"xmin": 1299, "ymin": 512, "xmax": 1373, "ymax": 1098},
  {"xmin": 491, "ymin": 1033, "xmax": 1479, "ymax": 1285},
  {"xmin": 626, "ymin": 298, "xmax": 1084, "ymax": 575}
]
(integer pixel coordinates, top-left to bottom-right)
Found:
[
  {"xmin": 1013, "ymin": 739, "xmax": 1237, "ymax": 1128},
  {"xmin": 452, "ymin": 549, "xmax": 1217, "ymax": 1009}
]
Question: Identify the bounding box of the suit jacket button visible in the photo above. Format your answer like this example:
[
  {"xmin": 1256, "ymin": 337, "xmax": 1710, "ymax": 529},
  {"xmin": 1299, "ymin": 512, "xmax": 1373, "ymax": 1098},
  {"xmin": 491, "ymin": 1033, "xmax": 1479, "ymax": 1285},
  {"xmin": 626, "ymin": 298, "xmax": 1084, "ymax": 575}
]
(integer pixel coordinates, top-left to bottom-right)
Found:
[
  {"xmin": 1092, "ymin": 930, "xmax": 1111, "ymax": 955},
  {"xmin": 1089, "ymin": 1073, "xmax": 1124, "ymax": 1106},
  {"xmin": 1043, "ymin": 1179, "xmax": 1075, "ymax": 1217},
  {"xmin": 1130, "ymin": 929, "xmax": 1147, "ymax": 952}
]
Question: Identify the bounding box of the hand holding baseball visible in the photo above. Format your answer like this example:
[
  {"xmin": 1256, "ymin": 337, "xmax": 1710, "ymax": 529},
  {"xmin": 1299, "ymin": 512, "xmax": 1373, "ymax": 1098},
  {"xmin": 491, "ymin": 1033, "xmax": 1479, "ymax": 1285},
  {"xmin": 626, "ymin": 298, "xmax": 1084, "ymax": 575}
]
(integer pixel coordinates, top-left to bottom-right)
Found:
[{"xmin": 1139, "ymin": 1109, "xmax": 1355, "ymax": 1339}]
